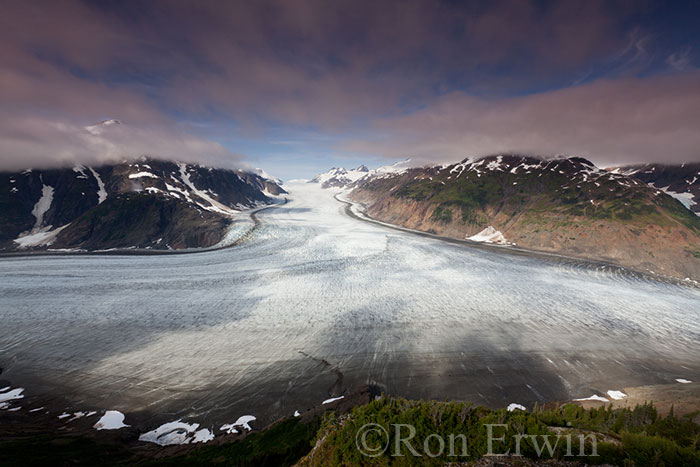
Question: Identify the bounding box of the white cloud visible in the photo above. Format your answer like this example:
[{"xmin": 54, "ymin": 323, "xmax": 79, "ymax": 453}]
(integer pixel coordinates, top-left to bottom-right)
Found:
[{"xmin": 0, "ymin": 113, "xmax": 245, "ymax": 171}]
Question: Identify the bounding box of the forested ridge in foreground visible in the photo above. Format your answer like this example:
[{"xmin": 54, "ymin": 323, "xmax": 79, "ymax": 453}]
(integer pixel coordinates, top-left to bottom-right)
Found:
[{"xmin": 4, "ymin": 396, "xmax": 700, "ymax": 466}]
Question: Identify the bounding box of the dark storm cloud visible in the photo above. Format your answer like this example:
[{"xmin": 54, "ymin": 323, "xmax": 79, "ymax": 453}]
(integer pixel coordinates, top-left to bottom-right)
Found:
[{"xmin": 0, "ymin": 0, "xmax": 698, "ymax": 170}]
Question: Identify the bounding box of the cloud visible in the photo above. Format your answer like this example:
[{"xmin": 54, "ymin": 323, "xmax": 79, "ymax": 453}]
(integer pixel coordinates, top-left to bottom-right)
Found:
[
  {"xmin": 0, "ymin": 113, "xmax": 244, "ymax": 171},
  {"xmin": 141, "ymin": 0, "xmax": 638, "ymax": 124},
  {"xmin": 667, "ymin": 48, "xmax": 692, "ymax": 71},
  {"xmin": 0, "ymin": 0, "xmax": 697, "ymax": 172},
  {"xmin": 0, "ymin": 1, "xmax": 638, "ymax": 120},
  {"xmin": 341, "ymin": 72, "xmax": 700, "ymax": 167}
]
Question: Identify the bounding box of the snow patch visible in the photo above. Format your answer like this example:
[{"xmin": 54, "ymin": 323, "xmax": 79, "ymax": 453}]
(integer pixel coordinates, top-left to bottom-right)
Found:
[
  {"xmin": 507, "ymin": 403, "xmax": 526, "ymax": 412},
  {"xmin": 0, "ymin": 388, "xmax": 24, "ymax": 406},
  {"xmin": 606, "ymin": 390, "xmax": 627, "ymax": 400},
  {"xmin": 139, "ymin": 421, "xmax": 216, "ymax": 445},
  {"xmin": 89, "ymin": 167, "xmax": 108, "ymax": 203},
  {"xmin": 93, "ymin": 410, "xmax": 129, "ymax": 430},
  {"xmin": 14, "ymin": 224, "xmax": 69, "ymax": 248},
  {"xmin": 468, "ymin": 226, "xmax": 507, "ymax": 245},
  {"xmin": 13, "ymin": 182, "xmax": 71, "ymax": 248},
  {"xmin": 220, "ymin": 415, "xmax": 257, "ymax": 434},
  {"xmin": 164, "ymin": 182, "xmax": 192, "ymax": 201},
  {"xmin": 178, "ymin": 163, "xmax": 239, "ymax": 215},
  {"xmin": 322, "ymin": 396, "xmax": 344, "ymax": 405},
  {"xmin": 486, "ymin": 156, "xmax": 504, "ymax": 171},
  {"xmin": 139, "ymin": 420, "xmax": 202, "ymax": 445},
  {"xmin": 676, "ymin": 378, "xmax": 692, "ymax": 384},
  {"xmin": 192, "ymin": 428, "xmax": 215, "ymax": 443},
  {"xmin": 31, "ymin": 184, "xmax": 54, "ymax": 229},
  {"xmin": 656, "ymin": 185, "xmax": 698, "ymax": 213},
  {"xmin": 574, "ymin": 395, "xmax": 609, "ymax": 403},
  {"xmin": 219, "ymin": 424, "xmax": 238, "ymax": 434},
  {"xmin": 128, "ymin": 172, "xmax": 158, "ymax": 179},
  {"xmin": 73, "ymin": 166, "xmax": 89, "ymax": 179},
  {"xmin": 69, "ymin": 411, "xmax": 97, "ymax": 421}
]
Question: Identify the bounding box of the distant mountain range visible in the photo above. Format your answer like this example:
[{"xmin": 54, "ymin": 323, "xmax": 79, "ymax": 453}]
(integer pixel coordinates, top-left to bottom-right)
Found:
[
  {"xmin": 310, "ymin": 159, "xmax": 412, "ymax": 189},
  {"xmin": 316, "ymin": 155, "xmax": 700, "ymax": 281},
  {"xmin": 310, "ymin": 165, "xmax": 370, "ymax": 188},
  {"xmin": 0, "ymin": 158, "xmax": 285, "ymax": 252}
]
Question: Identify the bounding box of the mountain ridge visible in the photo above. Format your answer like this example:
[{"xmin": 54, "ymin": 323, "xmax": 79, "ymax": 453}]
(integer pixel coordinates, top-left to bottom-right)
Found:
[
  {"xmin": 0, "ymin": 158, "xmax": 286, "ymax": 252},
  {"xmin": 333, "ymin": 154, "xmax": 700, "ymax": 281},
  {"xmin": 310, "ymin": 159, "xmax": 412, "ymax": 189},
  {"xmin": 609, "ymin": 162, "xmax": 700, "ymax": 215}
]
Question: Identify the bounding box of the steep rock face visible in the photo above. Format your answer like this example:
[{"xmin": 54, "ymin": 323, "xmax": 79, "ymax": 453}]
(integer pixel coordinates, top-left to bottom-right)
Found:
[
  {"xmin": 56, "ymin": 193, "xmax": 229, "ymax": 250},
  {"xmin": 610, "ymin": 163, "xmax": 700, "ymax": 215},
  {"xmin": 348, "ymin": 155, "xmax": 700, "ymax": 280},
  {"xmin": 0, "ymin": 158, "xmax": 286, "ymax": 251},
  {"xmin": 1, "ymin": 167, "xmax": 104, "ymax": 244}
]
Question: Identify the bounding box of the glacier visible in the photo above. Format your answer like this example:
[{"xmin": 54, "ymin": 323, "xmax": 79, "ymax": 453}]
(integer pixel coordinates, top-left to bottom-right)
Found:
[{"xmin": 0, "ymin": 181, "xmax": 699, "ymax": 430}]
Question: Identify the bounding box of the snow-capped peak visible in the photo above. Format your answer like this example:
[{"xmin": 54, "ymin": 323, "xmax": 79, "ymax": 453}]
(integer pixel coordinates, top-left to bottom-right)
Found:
[
  {"xmin": 311, "ymin": 160, "xmax": 417, "ymax": 189},
  {"xmin": 372, "ymin": 159, "xmax": 412, "ymax": 175},
  {"xmin": 85, "ymin": 119, "xmax": 122, "ymax": 135},
  {"xmin": 252, "ymin": 168, "xmax": 282, "ymax": 184},
  {"xmin": 310, "ymin": 165, "xmax": 370, "ymax": 188}
]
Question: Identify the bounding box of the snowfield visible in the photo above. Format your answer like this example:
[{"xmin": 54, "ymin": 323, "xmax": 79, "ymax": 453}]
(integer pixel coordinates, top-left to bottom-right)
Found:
[{"xmin": 0, "ymin": 182, "xmax": 699, "ymax": 430}]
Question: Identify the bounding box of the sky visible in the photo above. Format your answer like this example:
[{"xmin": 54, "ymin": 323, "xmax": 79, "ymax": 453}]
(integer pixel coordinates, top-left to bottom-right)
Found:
[{"xmin": 1, "ymin": 0, "xmax": 699, "ymax": 179}]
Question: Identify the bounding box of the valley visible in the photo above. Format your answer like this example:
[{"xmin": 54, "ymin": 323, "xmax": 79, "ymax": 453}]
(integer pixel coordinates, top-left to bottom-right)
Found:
[{"xmin": 1, "ymin": 181, "xmax": 699, "ymax": 447}]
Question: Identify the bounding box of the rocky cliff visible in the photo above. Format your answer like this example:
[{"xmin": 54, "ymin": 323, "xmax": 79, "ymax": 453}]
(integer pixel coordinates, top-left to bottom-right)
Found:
[
  {"xmin": 0, "ymin": 158, "xmax": 286, "ymax": 252},
  {"xmin": 346, "ymin": 155, "xmax": 700, "ymax": 281}
]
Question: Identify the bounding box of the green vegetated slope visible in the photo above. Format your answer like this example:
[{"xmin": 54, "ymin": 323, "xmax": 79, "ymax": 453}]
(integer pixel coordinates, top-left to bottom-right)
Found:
[
  {"xmin": 298, "ymin": 397, "xmax": 700, "ymax": 466},
  {"xmin": 3, "ymin": 399, "xmax": 699, "ymax": 466},
  {"xmin": 350, "ymin": 155, "xmax": 700, "ymax": 280}
]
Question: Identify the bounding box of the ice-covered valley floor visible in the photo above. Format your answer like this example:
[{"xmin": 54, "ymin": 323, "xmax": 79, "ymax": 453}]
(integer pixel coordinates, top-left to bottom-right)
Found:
[{"xmin": 1, "ymin": 181, "xmax": 699, "ymax": 433}]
